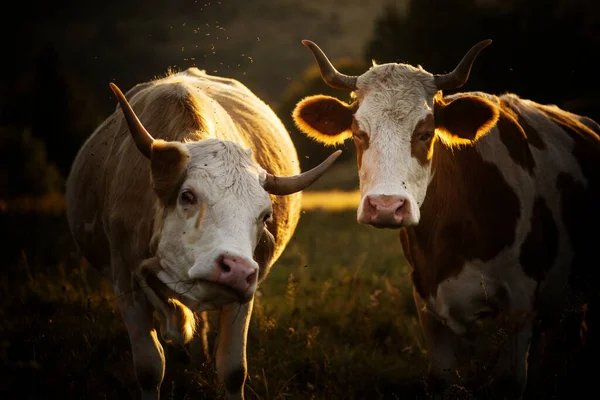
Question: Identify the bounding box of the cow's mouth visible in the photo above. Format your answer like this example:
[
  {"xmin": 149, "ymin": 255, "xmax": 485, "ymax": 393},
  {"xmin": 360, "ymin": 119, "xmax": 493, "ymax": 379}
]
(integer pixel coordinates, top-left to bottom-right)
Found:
[
  {"xmin": 138, "ymin": 259, "xmax": 249, "ymax": 310},
  {"xmin": 189, "ymin": 278, "xmax": 251, "ymax": 304}
]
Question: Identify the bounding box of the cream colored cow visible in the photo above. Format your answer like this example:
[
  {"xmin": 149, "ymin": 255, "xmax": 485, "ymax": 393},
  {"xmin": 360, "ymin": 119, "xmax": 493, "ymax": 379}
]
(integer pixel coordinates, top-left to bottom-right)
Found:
[{"xmin": 66, "ymin": 68, "xmax": 340, "ymax": 399}]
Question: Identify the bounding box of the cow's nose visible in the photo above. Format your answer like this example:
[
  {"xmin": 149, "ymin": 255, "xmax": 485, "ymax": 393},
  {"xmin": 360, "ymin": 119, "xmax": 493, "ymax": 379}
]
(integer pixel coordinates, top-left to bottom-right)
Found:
[
  {"xmin": 215, "ymin": 254, "xmax": 258, "ymax": 293},
  {"xmin": 359, "ymin": 194, "xmax": 408, "ymax": 227}
]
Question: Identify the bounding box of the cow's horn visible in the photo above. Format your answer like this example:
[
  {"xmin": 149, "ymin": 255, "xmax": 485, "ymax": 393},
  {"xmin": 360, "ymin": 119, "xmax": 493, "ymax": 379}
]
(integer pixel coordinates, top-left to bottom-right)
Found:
[
  {"xmin": 109, "ymin": 82, "xmax": 155, "ymax": 159},
  {"xmin": 263, "ymin": 150, "xmax": 342, "ymax": 195},
  {"xmin": 302, "ymin": 40, "xmax": 358, "ymax": 91},
  {"xmin": 433, "ymin": 39, "xmax": 492, "ymax": 91}
]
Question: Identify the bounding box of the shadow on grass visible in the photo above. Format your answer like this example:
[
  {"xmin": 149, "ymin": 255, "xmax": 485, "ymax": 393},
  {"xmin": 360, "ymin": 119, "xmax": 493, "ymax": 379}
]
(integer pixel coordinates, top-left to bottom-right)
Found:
[
  {"xmin": 1, "ymin": 204, "xmax": 597, "ymax": 399},
  {"xmin": 0, "ymin": 206, "xmax": 428, "ymax": 399}
]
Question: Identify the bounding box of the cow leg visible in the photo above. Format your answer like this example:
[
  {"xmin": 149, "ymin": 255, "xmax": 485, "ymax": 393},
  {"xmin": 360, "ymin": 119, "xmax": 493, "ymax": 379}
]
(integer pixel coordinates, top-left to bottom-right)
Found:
[
  {"xmin": 114, "ymin": 272, "xmax": 166, "ymax": 400},
  {"xmin": 489, "ymin": 317, "xmax": 533, "ymax": 400},
  {"xmin": 190, "ymin": 311, "xmax": 212, "ymax": 366},
  {"xmin": 414, "ymin": 289, "xmax": 459, "ymax": 397},
  {"xmin": 215, "ymin": 299, "xmax": 254, "ymax": 400}
]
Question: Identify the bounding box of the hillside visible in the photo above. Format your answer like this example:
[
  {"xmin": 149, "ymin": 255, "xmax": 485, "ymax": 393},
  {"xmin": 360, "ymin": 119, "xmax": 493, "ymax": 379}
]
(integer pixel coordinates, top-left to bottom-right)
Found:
[
  {"xmin": 3, "ymin": 0, "xmax": 406, "ymax": 182},
  {"xmin": 7, "ymin": 0, "xmax": 408, "ymax": 110}
]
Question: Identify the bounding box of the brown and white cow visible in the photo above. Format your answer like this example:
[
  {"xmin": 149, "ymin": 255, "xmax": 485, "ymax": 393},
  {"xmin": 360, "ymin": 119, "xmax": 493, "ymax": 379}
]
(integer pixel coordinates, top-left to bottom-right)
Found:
[
  {"xmin": 65, "ymin": 68, "xmax": 340, "ymax": 399},
  {"xmin": 292, "ymin": 40, "xmax": 600, "ymax": 398}
]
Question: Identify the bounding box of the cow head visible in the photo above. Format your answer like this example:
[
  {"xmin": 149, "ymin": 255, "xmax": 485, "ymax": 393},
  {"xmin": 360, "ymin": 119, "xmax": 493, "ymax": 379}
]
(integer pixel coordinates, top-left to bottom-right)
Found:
[
  {"xmin": 110, "ymin": 83, "xmax": 340, "ymax": 305},
  {"xmin": 293, "ymin": 40, "xmax": 499, "ymax": 228}
]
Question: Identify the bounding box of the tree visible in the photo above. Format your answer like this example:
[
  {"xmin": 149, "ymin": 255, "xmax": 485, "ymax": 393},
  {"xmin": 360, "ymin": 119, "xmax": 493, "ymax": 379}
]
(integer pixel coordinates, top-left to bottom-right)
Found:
[
  {"xmin": 0, "ymin": 127, "xmax": 63, "ymax": 200},
  {"xmin": 364, "ymin": 0, "xmax": 600, "ymax": 121},
  {"xmin": 30, "ymin": 43, "xmax": 101, "ymax": 178}
]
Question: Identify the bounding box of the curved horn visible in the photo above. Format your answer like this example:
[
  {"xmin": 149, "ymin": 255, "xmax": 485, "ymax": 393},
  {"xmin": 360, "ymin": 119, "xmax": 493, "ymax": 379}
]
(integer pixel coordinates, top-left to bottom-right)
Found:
[
  {"xmin": 302, "ymin": 40, "xmax": 358, "ymax": 90},
  {"xmin": 109, "ymin": 82, "xmax": 155, "ymax": 159},
  {"xmin": 263, "ymin": 150, "xmax": 342, "ymax": 195},
  {"xmin": 433, "ymin": 39, "xmax": 492, "ymax": 91}
]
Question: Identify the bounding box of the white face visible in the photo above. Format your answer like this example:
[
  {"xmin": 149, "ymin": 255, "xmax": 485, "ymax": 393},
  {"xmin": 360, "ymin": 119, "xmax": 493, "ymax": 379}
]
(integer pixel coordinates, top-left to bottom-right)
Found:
[
  {"xmin": 155, "ymin": 139, "xmax": 272, "ymax": 304},
  {"xmin": 353, "ymin": 64, "xmax": 438, "ymax": 228}
]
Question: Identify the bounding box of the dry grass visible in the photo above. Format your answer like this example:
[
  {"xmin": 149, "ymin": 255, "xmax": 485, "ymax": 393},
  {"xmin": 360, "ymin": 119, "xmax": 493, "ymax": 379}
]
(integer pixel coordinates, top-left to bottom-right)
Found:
[
  {"xmin": 1, "ymin": 177, "xmax": 594, "ymax": 399},
  {"xmin": 301, "ymin": 190, "xmax": 361, "ymax": 211},
  {"xmin": 0, "ymin": 196, "xmax": 428, "ymax": 399}
]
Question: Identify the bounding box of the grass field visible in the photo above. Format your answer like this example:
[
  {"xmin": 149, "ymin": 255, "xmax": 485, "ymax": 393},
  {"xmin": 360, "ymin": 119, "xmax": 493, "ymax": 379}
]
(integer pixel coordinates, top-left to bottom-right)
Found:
[
  {"xmin": 1, "ymin": 181, "xmax": 595, "ymax": 399},
  {"xmin": 0, "ymin": 188, "xmax": 432, "ymax": 400}
]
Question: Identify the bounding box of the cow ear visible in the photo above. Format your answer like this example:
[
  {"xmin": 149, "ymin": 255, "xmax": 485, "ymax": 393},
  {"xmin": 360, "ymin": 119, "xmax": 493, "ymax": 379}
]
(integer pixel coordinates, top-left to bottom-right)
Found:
[
  {"xmin": 150, "ymin": 140, "xmax": 190, "ymax": 205},
  {"xmin": 293, "ymin": 95, "xmax": 354, "ymax": 146},
  {"xmin": 434, "ymin": 95, "xmax": 499, "ymax": 146}
]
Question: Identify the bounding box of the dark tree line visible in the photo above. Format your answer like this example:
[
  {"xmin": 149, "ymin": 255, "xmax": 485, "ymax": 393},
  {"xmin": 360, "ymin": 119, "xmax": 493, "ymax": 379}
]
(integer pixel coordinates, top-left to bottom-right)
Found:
[
  {"xmin": 2, "ymin": 0, "xmax": 599, "ymax": 198},
  {"xmin": 0, "ymin": 0, "xmax": 232, "ymax": 199},
  {"xmin": 365, "ymin": 0, "xmax": 600, "ymax": 119},
  {"xmin": 279, "ymin": 0, "xmax": 600, "ymax": 171}
]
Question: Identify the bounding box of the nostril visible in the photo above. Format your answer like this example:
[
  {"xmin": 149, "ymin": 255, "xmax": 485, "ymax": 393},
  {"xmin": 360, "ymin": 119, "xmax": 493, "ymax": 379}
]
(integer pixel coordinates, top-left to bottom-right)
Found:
[
  {"xmin": 396, "ymin": 199, "xmax": 405, "ymax": 210},
  {"xmin": 366, "ymin": 196, "xmax": 378, "ymax": 213},
  {"xmin": 394, "ymin": 199, "xmax": 406, "ymax": 214},
  {"xmin": 218, "ymin": 256, "xmax": 231, "ymax": 273}
]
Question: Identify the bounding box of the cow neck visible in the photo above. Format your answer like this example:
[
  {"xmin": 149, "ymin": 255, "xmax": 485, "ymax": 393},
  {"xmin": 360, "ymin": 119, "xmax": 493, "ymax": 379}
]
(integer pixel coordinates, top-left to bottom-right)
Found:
[{"xmin": 403, "ymin": 134, "xmax": 521, "ymax": 300}]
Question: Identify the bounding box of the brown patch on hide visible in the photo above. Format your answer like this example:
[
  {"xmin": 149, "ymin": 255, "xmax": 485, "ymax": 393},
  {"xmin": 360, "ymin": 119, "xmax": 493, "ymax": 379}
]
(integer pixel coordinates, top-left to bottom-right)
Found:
[
  {"xmin": 399, "ymin": 228, "xmax": 414, "ymax": 267},
  {"xmin": 411, "ymin": 113, "xmax": 436, "ymax": 166},
  {"xmin": 195, "ymin": 201, "xmax": 207, "ymax": 228},
  {"xmin": 351, "ymin": 118, "xmax": 370, "ymax": 169},
  {"xmin": 557, "ymin": 171, "xmax": 590, "ymax": 294},
  {"xmin": 403, "ymin": 138, "xmax": 521, "ymax": 299},
  {"xmin": 544, "ymin": 106, "xmax": 600, "ymax": 294},
  {"xmin": 519, "ymin": 196, "xmax": 558, "ymax": 281},
  {"xmin": 496, "ymin": 110, "xmax": 536, "ymax": 174},
  {"xmin": 500, "ymin": 97, "xmax": 546, "ymax": 150}
]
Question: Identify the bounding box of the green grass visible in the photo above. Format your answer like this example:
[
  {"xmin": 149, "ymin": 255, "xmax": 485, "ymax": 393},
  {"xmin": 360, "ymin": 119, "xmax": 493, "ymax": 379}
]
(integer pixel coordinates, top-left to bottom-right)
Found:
[{"xmin": 0, "ymin": 207, "xmax": 427, "ymax": 400}]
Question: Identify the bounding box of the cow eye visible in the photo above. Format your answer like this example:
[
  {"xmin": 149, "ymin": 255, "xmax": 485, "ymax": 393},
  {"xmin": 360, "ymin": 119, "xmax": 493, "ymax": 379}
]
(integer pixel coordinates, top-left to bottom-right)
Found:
[
  {"xmin": 180, "ymin": 189, "xmax": 197, "ymax": 205},
  {"xmin": 419, "ymin": 131, "xmax": 434, "ymax": 141},
  {"xmin": 353, "ymin": 131, "xmax": 367, "ymax": 141},
  {"xmin": 262, "ymin": 212, "xmax": 272, "ymax": 223}
]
